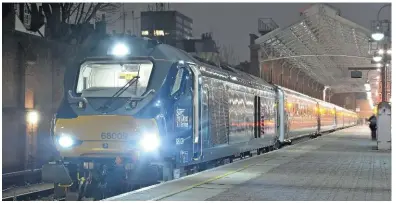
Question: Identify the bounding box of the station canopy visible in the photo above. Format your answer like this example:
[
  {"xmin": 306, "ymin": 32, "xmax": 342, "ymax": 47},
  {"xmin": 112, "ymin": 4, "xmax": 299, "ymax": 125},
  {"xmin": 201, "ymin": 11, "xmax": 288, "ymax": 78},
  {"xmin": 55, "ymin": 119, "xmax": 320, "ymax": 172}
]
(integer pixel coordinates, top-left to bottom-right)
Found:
[{"xmin": 256, "ymin": 4, "xmax": 380, "ymax": 93}]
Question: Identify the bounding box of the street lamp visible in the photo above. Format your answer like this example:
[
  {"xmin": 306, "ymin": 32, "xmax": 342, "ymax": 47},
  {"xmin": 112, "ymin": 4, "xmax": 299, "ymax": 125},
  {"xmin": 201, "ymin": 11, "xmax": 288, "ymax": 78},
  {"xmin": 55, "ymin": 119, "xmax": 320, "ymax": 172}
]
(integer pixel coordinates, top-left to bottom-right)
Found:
[
  {"xmin": 371, "ymin": 4, "xmax": 391, "ymax": 41},
  {"xmin": 26, "ymin": 110, "xmax": 39, "ymax": 125}
]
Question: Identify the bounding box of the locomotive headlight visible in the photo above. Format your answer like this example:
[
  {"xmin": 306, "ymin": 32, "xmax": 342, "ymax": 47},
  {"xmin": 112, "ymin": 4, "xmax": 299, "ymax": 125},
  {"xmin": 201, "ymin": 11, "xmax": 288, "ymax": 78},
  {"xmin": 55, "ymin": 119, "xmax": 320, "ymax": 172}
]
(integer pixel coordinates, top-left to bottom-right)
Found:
[
  {"xmin": 58, "ymin": 134, "xmax": 74, "ymax": 148},
  {"xmin": 139, "ymin": 133, "xmax": 160, "ymax": 152},
  {"xmin": 110, "ymin": 43, "xmax": 130, "ymax": 57}
]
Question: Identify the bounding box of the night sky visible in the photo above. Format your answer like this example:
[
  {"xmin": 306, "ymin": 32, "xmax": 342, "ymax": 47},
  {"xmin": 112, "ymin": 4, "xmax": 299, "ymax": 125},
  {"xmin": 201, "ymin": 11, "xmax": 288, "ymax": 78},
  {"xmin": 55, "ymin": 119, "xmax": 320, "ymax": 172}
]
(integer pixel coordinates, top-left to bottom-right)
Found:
[{"xmin": 107, "ymin": 3, "xmax": 391, "ymax": 63}]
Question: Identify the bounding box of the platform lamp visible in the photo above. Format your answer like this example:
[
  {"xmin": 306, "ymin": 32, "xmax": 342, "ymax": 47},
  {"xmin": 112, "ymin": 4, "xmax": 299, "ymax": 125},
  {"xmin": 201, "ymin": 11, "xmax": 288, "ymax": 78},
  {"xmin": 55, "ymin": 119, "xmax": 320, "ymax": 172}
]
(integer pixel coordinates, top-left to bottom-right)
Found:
[
  {"xmin": 371, "ymin": 24, "xmax": 385, "ymax": 41},
  {"xmin": 371, "ymin": 4, "xmax": 391, "ymax": 103},
  {"xmin": 26, "ymin": 110, "xmax": 40, "ymax": 169}
]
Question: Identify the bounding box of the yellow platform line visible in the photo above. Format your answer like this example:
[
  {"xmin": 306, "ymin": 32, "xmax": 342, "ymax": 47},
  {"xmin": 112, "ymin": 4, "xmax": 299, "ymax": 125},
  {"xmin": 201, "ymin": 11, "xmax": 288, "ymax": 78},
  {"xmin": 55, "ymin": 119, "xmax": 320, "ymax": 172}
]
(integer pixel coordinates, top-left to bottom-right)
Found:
[{"xmin": 150, "ymin": 163, "xmax": 257, "ymax": 201}]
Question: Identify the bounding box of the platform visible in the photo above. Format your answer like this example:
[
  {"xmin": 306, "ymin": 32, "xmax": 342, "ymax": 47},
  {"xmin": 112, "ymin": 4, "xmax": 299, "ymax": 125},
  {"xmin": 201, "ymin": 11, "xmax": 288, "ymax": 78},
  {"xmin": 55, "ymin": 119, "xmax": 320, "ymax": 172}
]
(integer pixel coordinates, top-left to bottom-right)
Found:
[{"xmin": 106, "ymin": 126, "xmax": 391, "ymax": 201}]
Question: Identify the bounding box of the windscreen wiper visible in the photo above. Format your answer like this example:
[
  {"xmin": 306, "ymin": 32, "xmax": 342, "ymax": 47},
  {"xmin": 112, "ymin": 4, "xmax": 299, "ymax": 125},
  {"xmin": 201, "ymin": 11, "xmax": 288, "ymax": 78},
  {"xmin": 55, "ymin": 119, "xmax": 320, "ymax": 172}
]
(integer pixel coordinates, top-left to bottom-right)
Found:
[{"xmin": 97, "ymin": 76, "xmax": 140, "ymax": 112}]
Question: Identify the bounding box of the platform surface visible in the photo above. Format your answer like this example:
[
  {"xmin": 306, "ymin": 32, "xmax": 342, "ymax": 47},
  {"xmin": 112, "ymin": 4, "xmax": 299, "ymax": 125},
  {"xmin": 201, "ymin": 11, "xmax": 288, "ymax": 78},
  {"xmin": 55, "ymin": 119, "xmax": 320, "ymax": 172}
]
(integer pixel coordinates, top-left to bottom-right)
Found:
[{"xmin": 107, "ymin": 126, "xmax": 391, "ymax": 201}]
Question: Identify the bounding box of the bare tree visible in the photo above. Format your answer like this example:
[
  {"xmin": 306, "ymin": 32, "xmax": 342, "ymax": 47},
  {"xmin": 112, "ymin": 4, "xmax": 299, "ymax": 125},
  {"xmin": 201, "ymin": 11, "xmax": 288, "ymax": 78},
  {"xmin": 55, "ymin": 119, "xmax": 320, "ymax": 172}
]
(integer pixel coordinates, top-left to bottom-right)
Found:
[
  {"xmin": 219, "ymin": 44, "xmax": 237, "ymax": 65},
  {"xmin": 20, "ymin": 3, "xmax": 121, "ymax": 43}
]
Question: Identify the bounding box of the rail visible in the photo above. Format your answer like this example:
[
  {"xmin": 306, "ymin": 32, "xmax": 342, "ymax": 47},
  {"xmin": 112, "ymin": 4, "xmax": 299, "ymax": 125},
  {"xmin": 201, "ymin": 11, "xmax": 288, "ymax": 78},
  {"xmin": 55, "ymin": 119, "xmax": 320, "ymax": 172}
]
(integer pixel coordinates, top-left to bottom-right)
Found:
[
  {"xmin": 2, "ymin": 168, "xmax": 42, "ymax": 178},
  {"xmin": 2, "ymin": 187, "xmax": 61, "ymax": 201},
  {"xmin": 2, "ymin": 168, "xmax": 43, "ymax": 195}
]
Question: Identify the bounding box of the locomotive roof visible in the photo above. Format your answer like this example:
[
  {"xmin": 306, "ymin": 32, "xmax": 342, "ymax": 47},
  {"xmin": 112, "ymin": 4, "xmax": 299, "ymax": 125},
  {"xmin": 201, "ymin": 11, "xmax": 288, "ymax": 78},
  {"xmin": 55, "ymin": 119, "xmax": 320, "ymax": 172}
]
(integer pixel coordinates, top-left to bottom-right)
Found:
[
  {"xmin": 277, "ymin": 85, "xmax": 317, "ymax": 103},
  {"xmin": 278, "ymin": 86, "xmax": 357, "ymax": 114}
]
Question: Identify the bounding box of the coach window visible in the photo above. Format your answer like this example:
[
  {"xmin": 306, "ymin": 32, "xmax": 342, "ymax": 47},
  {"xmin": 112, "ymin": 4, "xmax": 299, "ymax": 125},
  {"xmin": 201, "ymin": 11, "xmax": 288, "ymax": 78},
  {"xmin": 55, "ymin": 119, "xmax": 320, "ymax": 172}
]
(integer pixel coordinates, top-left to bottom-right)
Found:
[{"xmin": 294, "ymin": 103, "xmax": 299, "ymax": 116}]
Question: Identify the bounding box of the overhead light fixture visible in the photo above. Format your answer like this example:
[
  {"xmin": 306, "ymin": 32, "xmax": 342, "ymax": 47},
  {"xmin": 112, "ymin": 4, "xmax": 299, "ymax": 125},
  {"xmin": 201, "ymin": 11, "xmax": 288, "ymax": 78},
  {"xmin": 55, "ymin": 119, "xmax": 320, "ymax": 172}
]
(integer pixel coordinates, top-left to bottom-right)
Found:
[
  {"xmin": 378, "ymin": 49, "xmax": 384, "ymax": 55},
  {"xmin": 387, "ymin": 49, "xmax": 392, "ymax": 55},
  {"xmin": 377, "ymin": 68, "xmax": 381, "ymax": 72},
  {"xmin": 376, "ymin": 63, "xmax": 382, "ymax": 68},
  {"xmin": 372, "ymin": 32, "xmax": 384, "ymax": 41},
  {"xmin": 371, "ymin": 25, "xmax": 385, "ymax": 41},
  {"xmin": 373, "ymin": 55, "xmax": 383, "ymax": 62},
  {"xmin": 371, "ymin": 22, "xmax": 385, "ymax": 41}
]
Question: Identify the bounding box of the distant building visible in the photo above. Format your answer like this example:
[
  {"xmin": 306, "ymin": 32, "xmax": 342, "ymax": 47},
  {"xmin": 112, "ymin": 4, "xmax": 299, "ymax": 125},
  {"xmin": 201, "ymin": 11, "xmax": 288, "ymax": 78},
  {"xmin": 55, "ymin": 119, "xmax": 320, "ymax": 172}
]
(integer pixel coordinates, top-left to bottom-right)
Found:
[
  {"xmin": 175, "ymin": 33, "xmax": 219, "ymax": 64},
  {"xmin": 234, "ymin": 61, "xmax": 250, "ymax": 72},
  {"xmin": 140, "ymin": 10, "xmax": 193, "ymax": 44}
]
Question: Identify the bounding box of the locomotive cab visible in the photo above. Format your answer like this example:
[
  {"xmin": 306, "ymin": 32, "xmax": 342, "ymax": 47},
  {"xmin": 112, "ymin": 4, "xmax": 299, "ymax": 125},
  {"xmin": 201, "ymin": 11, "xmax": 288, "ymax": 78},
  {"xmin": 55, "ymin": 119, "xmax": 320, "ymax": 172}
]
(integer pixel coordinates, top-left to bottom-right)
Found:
[{"xmin": 42, "ymin": 36, "xmax": 195, "ymax": 200}]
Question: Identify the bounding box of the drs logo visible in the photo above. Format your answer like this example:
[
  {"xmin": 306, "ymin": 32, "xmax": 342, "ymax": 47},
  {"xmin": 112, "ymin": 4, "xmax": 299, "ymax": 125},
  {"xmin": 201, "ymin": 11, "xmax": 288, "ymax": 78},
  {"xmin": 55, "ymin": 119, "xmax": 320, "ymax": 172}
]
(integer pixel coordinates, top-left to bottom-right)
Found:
[{"xmin": 101, "ymin": 132, "xmax": 130, "ymax": 140}]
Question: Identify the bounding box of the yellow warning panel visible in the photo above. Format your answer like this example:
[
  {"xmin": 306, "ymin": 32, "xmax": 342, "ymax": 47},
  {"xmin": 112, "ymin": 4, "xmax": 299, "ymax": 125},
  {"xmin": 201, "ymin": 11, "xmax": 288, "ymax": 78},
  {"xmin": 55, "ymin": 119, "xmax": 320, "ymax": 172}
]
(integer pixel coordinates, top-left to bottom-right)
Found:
[{"xmin": 119, "ymin": 72, "xmax": 138, "ymax": 80}]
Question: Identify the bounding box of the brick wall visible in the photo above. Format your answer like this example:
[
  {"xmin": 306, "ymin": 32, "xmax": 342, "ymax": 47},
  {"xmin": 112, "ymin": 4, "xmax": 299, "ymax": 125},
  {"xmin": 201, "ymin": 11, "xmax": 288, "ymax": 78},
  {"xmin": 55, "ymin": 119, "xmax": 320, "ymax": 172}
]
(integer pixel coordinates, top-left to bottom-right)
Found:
[
  {"xmin": 2, "ymin": 30, "xmax": 77, "ymax": 172},
  {"xmin": 258, "ymin": 59, "xmax": 324, "ymax": 99},
  {"xmin": 356, "ymin": 99, "xmax": 374, "ymax": 118},
  {"xmin": 330, "ymin": 92, "xmax": 357, "ymax": 111}
]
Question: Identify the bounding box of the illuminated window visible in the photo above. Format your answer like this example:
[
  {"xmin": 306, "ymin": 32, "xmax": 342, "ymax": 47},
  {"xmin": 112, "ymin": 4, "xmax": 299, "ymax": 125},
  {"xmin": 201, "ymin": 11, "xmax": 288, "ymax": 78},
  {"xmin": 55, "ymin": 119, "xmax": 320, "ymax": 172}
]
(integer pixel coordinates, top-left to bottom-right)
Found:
[
  {"xmin": 154, "ymin": 30, "xmax": 165, "ymax": 36},
  {"xmin": 141, "ymin": 30, "xmax": 149, "ymax": 36},
  {"xmin": 76, "ymin": 63, "xmax": 153, "ymax": 97},
  {"xmin": 25, "ymin": 89, "xmax": 34, "ymax": 109}
]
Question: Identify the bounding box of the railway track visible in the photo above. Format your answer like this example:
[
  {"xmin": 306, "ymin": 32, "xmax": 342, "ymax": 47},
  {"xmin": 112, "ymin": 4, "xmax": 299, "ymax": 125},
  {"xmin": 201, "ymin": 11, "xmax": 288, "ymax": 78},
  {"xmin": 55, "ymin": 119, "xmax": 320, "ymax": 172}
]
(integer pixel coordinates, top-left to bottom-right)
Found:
[
  {"xmin": 2, "ymin": 169, "xmax": 59, "ymax": 201},
  {"xmin": 2, "ymin": 169, "xmax": 42, "ymax": 189},
  {"xmin": 2, "ymin": 187, "xmax": 62, "ymax": 201}
]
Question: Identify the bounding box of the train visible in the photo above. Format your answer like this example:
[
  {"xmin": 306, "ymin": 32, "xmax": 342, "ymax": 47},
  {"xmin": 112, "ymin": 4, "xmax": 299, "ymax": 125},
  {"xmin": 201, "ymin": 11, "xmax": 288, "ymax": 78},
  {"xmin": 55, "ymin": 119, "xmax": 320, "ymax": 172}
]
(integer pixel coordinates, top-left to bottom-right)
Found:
[{"xmin": 42, "ymin": 35, "xmax": 357, "ymax": 200}]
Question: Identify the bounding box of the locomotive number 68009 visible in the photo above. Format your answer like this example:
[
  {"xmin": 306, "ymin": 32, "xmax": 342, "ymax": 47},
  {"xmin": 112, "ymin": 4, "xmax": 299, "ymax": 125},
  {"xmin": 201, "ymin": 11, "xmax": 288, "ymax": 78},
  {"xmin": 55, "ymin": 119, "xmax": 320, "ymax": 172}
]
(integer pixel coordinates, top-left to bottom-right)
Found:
[{"xmin": 100, "ymin": 132, "xmax": 130, "ymax": 140}]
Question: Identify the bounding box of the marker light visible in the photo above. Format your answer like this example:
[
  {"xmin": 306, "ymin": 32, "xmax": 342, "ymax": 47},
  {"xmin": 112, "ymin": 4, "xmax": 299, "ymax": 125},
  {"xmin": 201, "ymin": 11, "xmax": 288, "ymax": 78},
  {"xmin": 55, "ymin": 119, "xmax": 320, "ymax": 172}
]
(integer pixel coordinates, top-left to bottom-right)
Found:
[
  {"xmin": 58, "ymin": 135, "xmax": 74, "ymax": 148},
  {"xmin": 140, "ymin": 133, "xmax": 160, "ymax": 152},
  {"xmin": 373, "ymin": 56, "xmax": 383, "ymax": 62},
  {"xmin": 111, "ymin": 43, "xmax": 130, "ymax": 57}
]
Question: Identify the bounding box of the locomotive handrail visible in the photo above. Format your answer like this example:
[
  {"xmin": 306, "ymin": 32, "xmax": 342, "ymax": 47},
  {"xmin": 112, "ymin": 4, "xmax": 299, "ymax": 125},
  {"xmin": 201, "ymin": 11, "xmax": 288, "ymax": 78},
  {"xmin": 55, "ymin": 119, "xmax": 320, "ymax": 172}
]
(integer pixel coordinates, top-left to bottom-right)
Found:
[
  {"xmin": 129, "ymin": 89, "xmax": 156, "ymax": 100},
  {"xmin": 67, "ymin": 90, "xmax": 88, "ymax": 104}
]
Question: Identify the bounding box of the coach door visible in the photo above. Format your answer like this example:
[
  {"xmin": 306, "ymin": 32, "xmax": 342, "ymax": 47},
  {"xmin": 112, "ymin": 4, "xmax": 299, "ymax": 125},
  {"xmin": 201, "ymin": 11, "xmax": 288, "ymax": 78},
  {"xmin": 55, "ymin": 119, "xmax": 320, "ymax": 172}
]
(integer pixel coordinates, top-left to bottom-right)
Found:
[
  {"xmin": 316, "ymin": 102, "xmax": 321, "ymax": 132},
  {"xmin": 171, "ymin": 62, "xmax": 202, "ymax": 162},
  {"xmin": 200, "ymin": 85, "xmax": 210, "ymax": 149},
  {"xmin": 189, "ymin": 66, "xmax": 203, "ymax": 161},
  {"xmin": 254, "ymin": 96, "xmax": 262, "ymax": 139},
  {"xmin": 276, "ymin": 88, "xmax": 285, "ymax": 142},
  {"xmin": 333, "ymin": 107, "xmax": 337, "ymax": 128}
]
